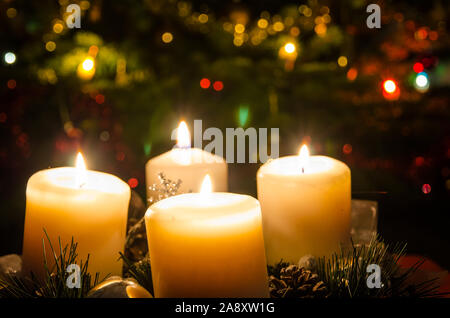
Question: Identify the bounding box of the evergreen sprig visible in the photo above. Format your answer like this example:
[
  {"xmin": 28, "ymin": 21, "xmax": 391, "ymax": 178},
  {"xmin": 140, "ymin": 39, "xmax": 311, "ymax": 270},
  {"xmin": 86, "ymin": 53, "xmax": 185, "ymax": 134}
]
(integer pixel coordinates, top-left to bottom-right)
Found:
[
  {"xmin": 120, "ymin": 252, "xmax": 153, "ymax": 296},
  {"xmin": 315, "ymin": 235, "xmax": 445, "ymax": 298},
  {"xmin": 0, "ymin": 230, "xmax": 101, "ymax": 298}
]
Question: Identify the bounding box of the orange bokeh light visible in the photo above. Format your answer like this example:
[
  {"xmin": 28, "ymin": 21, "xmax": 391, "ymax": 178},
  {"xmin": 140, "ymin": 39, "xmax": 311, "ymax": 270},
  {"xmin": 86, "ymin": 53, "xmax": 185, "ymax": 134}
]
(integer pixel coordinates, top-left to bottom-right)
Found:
[
  {"xmin": 382, "ymin": 79, "xmax": 400, "ymax": 100},
  {"xmin": 200, "ymin": 78, "xmax": 210, "ymax": 89}
]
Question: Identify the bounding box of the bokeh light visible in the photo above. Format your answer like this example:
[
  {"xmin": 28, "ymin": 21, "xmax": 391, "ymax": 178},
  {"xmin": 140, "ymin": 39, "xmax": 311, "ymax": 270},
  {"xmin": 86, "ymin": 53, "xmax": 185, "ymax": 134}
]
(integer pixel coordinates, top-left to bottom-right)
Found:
[
  {"xmin": 7, "ymin": 79, "xmax": 16, "ymax": 89},
  {"xmin": 414, "ymin": 72, "xmax": 429, "ymax": 92},
  {"xmin": 422, "ymin": 184, "xmax": 431, "ymax": 194},
  {"xmin": 45, "ymin": 41, "xmax": 56, "ymax": 52},
  {"xmin": 290, "ymin": 27, "xmax": 300, "ymax": 37},
  {"xmin": 4, "ymin": 52, "xmax": 16, "ymax": 64},
  {"xmin": 200, "ymin": 78, "xmax": 210, "ymax": 89},
  {"xmin": 415, "ymin": 156, "xmax": 425, "ymax": 166},
  {"xmin": 235, "ymin": 24, "xmax": 245, "ymax": 34},
  {"xmin": 382, "ymin": 79, "xmax": 400, "ymax": 100},
  {"xmin": 198, "ymin": 14, "xmax": 208, "ymax": 24},
  {"xmin": 82, "ymin": 57, "xmax": 94, "ymax": 71},
  {"xmin": 238, "ymin": 105, "xmax": 249, "ymax": 126},
  {"xmin": 128, "ymin": 178, "xmax": 139, "ymax": 189},
  {"xmin": 343, "ymin": 144, "xmax": 352, "ymax": 154},
  {"xmin": 347, "ymin": 68, "xmax": 358, "ymax": 81},
  {"xmin": 162, "ymin": 32, "xmax": 173, "ymax": 43},
  {"xmin": 429, "ymin": 31, "xmax": 438, "ymax": 41},
  {"xmin": 383, "ymin": 80, "xmax": 397, "ymax": 94},
  {"xmin": 95, "ymin": 94, "xmax": 105, "ymax": 104},
  {"xmin": 6, "ymin": 8, "xmax": 17, "ymax": 18},
  {"xmin": 53, "ymin": 22, "xmax": 64, "ymax": 33},
  {"xmin": 213, "ymin": 81, "xmax": 223, "ymax": 91},
  {"xmin": 413, "ymin": 62, "xmax": 424, "ymax": 73},
  {"xmin": 77, "ymin": 57, "xmax": 95, "ymax": 80},
  {"xmin": 337, "ymin": 56, "xmax": 348, "ymax": 67},
  {"xmin": 257, "ymin": 18, "xmax": 268, "ymax": 29},
  {"xmin": 314, "ymin": 23, "xmax": 327, "ymax": 37},
  {"xmin": 284, "ymin": 42, "xmax": 296, "ymax": 54},
  {"xmin": 273, "ymin": 21, "xmax": 284, "ymax": 32}
]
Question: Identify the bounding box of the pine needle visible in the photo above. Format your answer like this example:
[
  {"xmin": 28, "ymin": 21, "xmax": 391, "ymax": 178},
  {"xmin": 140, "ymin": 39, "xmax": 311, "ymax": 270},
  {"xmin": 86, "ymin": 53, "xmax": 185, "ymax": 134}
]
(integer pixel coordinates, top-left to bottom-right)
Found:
[{"xmin": 0, "ymin": 229, "xmax": 101, "ymax": 298}]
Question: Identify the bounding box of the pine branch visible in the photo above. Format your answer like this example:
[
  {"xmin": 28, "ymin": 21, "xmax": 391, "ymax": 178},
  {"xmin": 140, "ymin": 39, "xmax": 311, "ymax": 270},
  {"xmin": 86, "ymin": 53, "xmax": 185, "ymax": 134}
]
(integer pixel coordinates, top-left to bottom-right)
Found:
[
  {"xmin": 0, "ymin": 229, "xmax": 102, "ymax": 298},
  {"xmin": 120, "ymin": 252, "xmax": 153, "ymax": 296},
  {"xmin": 315, "ymin": 235, "xmax": 446, "ymax": 298}
]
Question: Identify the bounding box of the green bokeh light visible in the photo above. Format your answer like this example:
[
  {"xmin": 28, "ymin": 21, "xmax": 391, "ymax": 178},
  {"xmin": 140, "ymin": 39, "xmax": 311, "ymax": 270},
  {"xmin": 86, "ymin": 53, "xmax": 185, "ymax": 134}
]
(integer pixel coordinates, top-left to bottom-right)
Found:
[{"xmin": 238, "ymin": 104, "xmax": 249, "ymax": 127}]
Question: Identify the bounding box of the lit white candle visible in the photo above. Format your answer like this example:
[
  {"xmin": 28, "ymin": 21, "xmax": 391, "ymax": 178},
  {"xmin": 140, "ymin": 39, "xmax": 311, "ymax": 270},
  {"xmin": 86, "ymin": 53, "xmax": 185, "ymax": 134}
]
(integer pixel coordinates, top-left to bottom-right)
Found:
[
  {"xmin": 22, "ymin": 153, "xmax": 130, "ymax": 279},
  {"xmin": 145, "ymin": 121, "xmax": 227, "ymax": 204},
  {"xmin": 257, "ymin": 145, "xmax": 351, "ymax": 265},
  {"xmin": 145, "ymin": 175, "xmax": 269, "ymax": 297}
]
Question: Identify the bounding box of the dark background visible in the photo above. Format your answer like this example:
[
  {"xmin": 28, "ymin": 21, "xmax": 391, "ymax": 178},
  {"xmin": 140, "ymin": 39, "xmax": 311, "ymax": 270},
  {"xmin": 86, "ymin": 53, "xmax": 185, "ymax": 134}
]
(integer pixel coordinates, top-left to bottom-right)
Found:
[{"xmin": 1, "ymin": 1, "xmax": 449, "ymax": 268}]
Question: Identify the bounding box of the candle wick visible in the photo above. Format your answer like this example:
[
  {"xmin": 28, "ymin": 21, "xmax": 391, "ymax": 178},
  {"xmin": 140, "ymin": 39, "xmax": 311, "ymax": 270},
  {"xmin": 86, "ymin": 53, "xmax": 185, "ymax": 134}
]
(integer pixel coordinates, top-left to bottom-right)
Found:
[{"xmin": 302, "ymin": 167, "xmax": 304, "ymax": 173}]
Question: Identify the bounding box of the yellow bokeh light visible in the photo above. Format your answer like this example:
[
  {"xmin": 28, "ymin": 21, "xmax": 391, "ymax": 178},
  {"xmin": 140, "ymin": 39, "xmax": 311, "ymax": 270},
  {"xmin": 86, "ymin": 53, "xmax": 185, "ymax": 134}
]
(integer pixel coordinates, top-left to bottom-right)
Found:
[
  {"xmin": 303, "ymin": 8, "xmax": 312, "ymax": 17},
  {"xmin": 337, "ymin": 56, "xmax": 348, "ymax": 67},
  {"xmin": 233, "ymin": 37, "xmax": 244, "ymax": 46},
  {"xmin": 7, "ymin": 8, "xmax": 17, "ymax": 18},
  {"xmin": 321, "ymin": 6, "xmax": 330, "ymax": 15},
  {"xmin": 198, "ymin": 13, "xmax": 208, "ymax": 23},
  {"xmin": 82, "ymin": 57, "xmax": 94, "ymax": 71},
  {"xmin": 257, "ymin": 18, "xmax": 268, "ymax": 29},
  {"xmin": 383, "ymin": 80, "xmax": 397, "ymax": 94},
  {"xmin": 284, "ymin": 42, "xmax": 296, "ymax": 54},
  {"xmin": 284, "ymin": 17, "xmax": 294, "ymax": 27},
  {"xmin": 80, "ymin": 0, "xmax": 90, "ymax": 10},
  {"xmin": 273, "ymin": 21, "xmax": 284, "ymax": 32},
  {"xmin": 88, "ymin": 45, "xmax": 99, "ymax": 57},
  {"xmin": 162, "ymin": 32, "xmax": 173, "ymax": 43},
  {"xmin": 235, "ymin": 24, "xmax": 245, "ymax": 34},
  {"xmin": 45, "ymin": 41, "xmax": 56, "ymax": 52},
  {"xmin": 251, "ymin": 36, "xmax": 261, "ymax": 45},
  {"xmin": 290, "ymin": 27, "xmax": 300, "ymax": 37},
  {"xmin": 223, "ymin": 22, "xmax": 233, "ymax": 32},
  {"xmin": 261, "ymin": 11, "xmax": 270, "ymax": 19},
  {"xmin": 53, "ymin": 23, "xmax": 64, "ymax": 34},
  {"xmin": 315, "ymin": 16, "xmax": 324, "ymax": 25},
  {"xmin": 77, "ymin": 57, "xmax": 95, "ymax": 80},
  {"xmin": 315, "ymin": 23, "xmax": 327, "ymax": 37}
]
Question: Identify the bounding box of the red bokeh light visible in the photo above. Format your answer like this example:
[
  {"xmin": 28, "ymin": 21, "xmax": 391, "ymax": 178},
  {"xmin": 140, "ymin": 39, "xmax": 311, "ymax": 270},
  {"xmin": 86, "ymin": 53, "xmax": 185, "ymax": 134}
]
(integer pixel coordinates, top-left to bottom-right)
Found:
[
  {"xmin": 429, "ymin": 31, "xmax": 438, "ymax": 41},
  {"xmin": 213, "ymin": 81, "xmax": 224, "ymax": 91},
  {"xmin": 116, "ymin": 152, "xmax": 125, "ymax": 161},
  {"xmin": 7, "ymin": 79, "xmax": 16, "ymax": 89},
  {"xmin": 95, "ymin": 94, "xmax": 105, "ymax": 104},
  {"xmin": 343, "ymin": 144, "xmax": 353, "ymax": 155},
  {"xmin": 346, "ymin": 68, "xmax": 358, "ymax": 81},
  {"xmin": 415, "ymin": 156, "xmax": 425, "ymax": 166},
  {"xmin": 200, "ymin": 78, "xmax": 210, "ymax": 89},
  {"xmin": 128, "ymin": 178, "xmax": 139, "ymax": 188},
  {"xmin": 0, "ymin": 112, "xmax": 7, "ymax": 123},
  {"xmin": 416, "ymin": 28, "xmax": 428, "ymax": 40},
  {"xmin": 422, "ymin": 184, "xmax": 431, "ymax": 194},
  {"xmin": 413, "ymin": 62, "xmax": 424, "ymax": 73}
]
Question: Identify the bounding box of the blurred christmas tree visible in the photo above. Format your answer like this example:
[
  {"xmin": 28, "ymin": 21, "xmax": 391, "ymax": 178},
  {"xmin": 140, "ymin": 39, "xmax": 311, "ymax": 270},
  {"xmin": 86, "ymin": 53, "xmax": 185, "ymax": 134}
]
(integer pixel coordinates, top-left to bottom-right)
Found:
[{"xmin": 0, "ymin": 0, "xmax": 449, "ymax": 267}]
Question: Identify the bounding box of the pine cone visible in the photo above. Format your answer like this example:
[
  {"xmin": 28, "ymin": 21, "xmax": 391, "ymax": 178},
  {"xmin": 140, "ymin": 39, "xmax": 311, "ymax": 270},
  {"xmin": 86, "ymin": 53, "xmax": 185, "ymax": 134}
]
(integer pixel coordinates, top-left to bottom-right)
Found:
[{"xmin": 269, "ymin": 265, "xmax": 328, "ymax": 298}]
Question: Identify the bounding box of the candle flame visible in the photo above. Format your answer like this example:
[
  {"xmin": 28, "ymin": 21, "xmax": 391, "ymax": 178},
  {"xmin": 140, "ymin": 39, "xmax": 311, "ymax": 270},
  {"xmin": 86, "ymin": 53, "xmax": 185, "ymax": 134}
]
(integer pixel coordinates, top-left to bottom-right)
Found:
[
  {"xmin": 200, "ymin": 174, "xmax": 212, "ymax": 194},
  {"xmin": 298, "ymin": 144, "xmax": 309, "ymax": 173},
  {"xmin": 176, "ymin": 121, "xmax": 191, "ymax": 148},
  {"xmin": 75, "ymin": 152, "xmax": 87, "ymax": 187}
]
